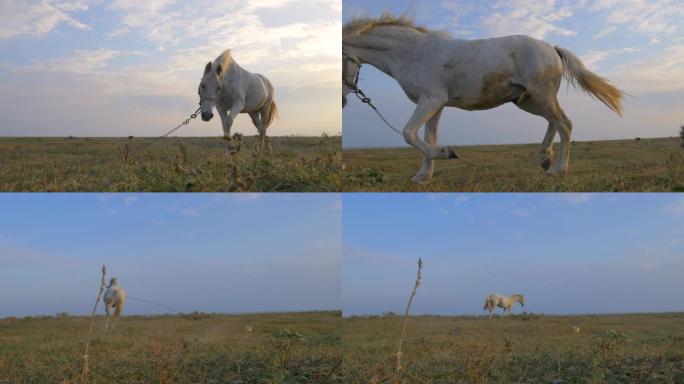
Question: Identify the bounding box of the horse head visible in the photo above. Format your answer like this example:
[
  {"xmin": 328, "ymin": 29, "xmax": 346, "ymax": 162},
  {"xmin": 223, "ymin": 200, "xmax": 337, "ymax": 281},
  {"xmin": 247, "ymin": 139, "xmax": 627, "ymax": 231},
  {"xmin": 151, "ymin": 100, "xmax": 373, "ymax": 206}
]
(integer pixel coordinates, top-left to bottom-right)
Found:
[
  {"xmin": 198, "ymin": 61, "xmax": 225, "ymax": 121},
  {"xmin": 342, "ymin": 51, "xmax": 361, "ymax": 108}
]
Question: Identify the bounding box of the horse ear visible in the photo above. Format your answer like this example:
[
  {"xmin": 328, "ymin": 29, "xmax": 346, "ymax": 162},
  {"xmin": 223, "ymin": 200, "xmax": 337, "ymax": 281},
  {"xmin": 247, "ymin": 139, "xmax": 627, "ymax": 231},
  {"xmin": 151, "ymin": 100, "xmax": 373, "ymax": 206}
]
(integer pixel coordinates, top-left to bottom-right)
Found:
[
  {"xmin": 204, "ymin": 61, "xmax": 212, "ymax": 74},
  {"xmin": 216, "ymin": 64, "xmax": 223, "ymax": 76}
]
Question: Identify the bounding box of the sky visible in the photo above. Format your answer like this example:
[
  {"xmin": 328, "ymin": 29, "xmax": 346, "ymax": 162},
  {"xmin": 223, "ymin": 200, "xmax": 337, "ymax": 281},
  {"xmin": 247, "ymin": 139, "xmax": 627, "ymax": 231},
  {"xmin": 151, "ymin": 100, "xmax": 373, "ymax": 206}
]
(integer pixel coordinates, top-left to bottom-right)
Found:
[
  {"xmin": 342, "ymin": 0, "xmax": 684, "ymax": 148},
  {"xmin": 0, "ymin": 0, "xmax": 341, "ymax": 137},
  {"xmin": 343, "ymin": 193, "xmax": 684, "ymax": 316},
  {"xmin": 0, "ymin": 193, "xmax": 341, "ymax": 317}
]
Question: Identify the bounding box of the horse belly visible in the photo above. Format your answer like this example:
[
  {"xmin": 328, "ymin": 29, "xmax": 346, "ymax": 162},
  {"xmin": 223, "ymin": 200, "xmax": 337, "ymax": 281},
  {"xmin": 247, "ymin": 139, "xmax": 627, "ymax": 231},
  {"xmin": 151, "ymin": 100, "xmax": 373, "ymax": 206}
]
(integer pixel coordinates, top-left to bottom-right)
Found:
[{"xmin": 450, "ymin": 74, "xmax": 524, "ymax": 110}]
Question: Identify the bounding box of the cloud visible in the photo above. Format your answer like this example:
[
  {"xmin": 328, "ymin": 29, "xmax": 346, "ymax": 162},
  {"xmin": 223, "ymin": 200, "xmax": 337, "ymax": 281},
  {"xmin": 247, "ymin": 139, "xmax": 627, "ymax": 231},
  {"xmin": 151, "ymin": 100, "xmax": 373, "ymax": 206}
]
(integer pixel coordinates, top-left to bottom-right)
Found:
[
  {"xmin": 0, "ymin": 0, "xmax": 91, "ymax": 39},
  {"xmin": 593, "ymin": 26, "xmax": 617, "ymax": 39},
  {"xmin": 612, "ymin": 44, "xmax": 684, "ymax": 93},
  {"xmin": 590, "ymin": 0, "xmax": 684, "ymax": 40},
  {"xmin": 481, "ymin": 0, "xmax": 577, "ymax": 39},
  {"xmin": 581, "ymin": 47, "xmax": 641, "ymax": 70},
  {"xmin": 22, "ymin": 48, "xmax": 145, "ymax": 74}
]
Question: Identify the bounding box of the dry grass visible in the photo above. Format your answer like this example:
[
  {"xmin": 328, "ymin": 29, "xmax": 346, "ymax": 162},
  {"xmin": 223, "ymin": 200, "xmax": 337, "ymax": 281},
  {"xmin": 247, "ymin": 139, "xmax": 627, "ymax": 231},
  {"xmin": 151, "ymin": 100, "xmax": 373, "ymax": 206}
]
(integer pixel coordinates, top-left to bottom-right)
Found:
[
  {"xmin": 343, "ymin": 137, "xmax": 684, "ymax": 192},
  {"xmin": 343, "ymin": 312, "xmax": 684, "ymax": 384},
  {"xmin": 0, "ymin": 311, "xmax": 341, "ymax": 383},
  {"xmin": 0, "ymin": 135, "xmax": 341, "ymax": 192}
]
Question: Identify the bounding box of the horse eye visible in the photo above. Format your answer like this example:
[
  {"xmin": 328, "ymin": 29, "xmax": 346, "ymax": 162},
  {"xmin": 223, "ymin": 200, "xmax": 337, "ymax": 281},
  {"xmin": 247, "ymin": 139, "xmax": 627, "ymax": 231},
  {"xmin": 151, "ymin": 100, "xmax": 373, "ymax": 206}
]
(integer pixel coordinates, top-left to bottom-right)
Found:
[{"xmin": 201, "ymin": 84, "xmax": 205, "ymax": 89}]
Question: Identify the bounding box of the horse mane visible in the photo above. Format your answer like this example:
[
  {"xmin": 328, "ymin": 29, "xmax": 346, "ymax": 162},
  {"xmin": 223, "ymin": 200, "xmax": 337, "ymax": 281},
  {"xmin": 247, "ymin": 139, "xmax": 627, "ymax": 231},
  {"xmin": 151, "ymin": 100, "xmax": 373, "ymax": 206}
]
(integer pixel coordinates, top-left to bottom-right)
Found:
[
  {"xmin": 214, "ymin": 49, "xmax": 234, "ymax": 72},
  {"xmin": 343, "ymin": 13, "xmax": 429, "ymax": 39}
]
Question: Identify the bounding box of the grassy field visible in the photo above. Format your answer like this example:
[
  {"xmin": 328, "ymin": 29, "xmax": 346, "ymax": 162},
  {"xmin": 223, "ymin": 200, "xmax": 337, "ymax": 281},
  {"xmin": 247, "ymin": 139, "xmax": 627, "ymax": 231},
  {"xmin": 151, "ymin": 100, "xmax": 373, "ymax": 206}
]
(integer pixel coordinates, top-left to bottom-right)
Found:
[
  {"xmin": 342, "ymin": 312, "xmax": 684, "ymax": 384},
  {"xmin": 0, "ymin": 311, "xmax": 341, "ymax": 383},
  {"xmin": 0, "ymin": 135, "xmax": 341, "ymax": 192},
  {"xmin": 343, "ymin": 137, "xmax": 684, "ymax": 192}
]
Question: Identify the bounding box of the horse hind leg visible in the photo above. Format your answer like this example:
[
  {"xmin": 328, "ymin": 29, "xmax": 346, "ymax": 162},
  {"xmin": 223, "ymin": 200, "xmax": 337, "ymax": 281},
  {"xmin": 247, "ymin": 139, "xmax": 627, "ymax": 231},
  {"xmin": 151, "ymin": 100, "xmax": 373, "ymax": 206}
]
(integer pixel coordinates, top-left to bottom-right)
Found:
[
  {"xmin": 113, "ymin": 302, "xmax": 122, "ymax": 331},
  {"xmin": 513, "ymin": 92, "xmax": 571, "ymax": 174}
]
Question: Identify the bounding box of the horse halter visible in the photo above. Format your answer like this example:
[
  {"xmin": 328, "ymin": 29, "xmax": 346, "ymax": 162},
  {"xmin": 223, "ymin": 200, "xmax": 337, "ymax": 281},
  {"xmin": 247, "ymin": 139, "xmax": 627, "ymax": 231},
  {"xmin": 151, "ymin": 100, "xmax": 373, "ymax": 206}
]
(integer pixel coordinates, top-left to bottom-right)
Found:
[{"xmin": 342, "ymin": 52, "xmax": 362, "ymax": 92}]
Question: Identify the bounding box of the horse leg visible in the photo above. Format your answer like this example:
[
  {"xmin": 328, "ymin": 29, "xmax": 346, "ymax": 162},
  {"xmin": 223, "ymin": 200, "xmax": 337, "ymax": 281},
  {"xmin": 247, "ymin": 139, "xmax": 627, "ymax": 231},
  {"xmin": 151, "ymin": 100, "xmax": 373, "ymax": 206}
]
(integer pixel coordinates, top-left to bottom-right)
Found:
[
  {"xmin": 220, "ymin": 101, "xmax": 245, "ymax": 141},
  {"xmin": 403, "ymin": 97, "xmax": 453, "ymax": 183},
  {"xmin": 414, "ymin": 108, "xmax": 443, "ymax": 183},
  {"xmin": 514, "ymin": 94, "xmax": 557, "ymax": 171},
  {"xmin": 248, "ymin": 111, "xmax": 267, "ymax": 153},
  {"xmin": 555, "ymin": 107, "xmax": 573, "ymax": 173},
  {"xmin": 513, "ymin": 93, "xmax": 570, "ymax": 174},
  {"xmin": 104, "ymin": 304, "xmax": 110, "ymax": 330}
]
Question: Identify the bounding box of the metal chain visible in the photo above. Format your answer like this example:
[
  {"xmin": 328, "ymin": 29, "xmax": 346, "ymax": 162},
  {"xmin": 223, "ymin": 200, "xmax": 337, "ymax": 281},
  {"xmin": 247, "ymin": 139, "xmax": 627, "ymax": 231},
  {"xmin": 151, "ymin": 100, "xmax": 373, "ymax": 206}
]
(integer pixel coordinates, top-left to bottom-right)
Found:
[
  {"xmin": 343, "ymin": 56, "xmax": 403, "ymax": 136},
  {"xmin": 134, "ymin": 103, "xmax": 202, "ymax": 151},
  {"xmin": 344, "ymin": 58, "xmax": 475, "ymax": 166}
]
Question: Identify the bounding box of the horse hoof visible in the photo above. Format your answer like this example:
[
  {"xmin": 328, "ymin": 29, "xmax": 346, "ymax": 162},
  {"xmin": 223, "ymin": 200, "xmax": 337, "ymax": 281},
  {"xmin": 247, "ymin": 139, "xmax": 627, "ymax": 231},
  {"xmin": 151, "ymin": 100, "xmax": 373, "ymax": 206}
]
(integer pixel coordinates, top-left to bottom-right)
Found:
[
  {"xmin": 411, "ymin": 174, "xmax": 431, "ymax": 184},
  {"xmin": 443, "ymin": 147, "xmax": 458, "ymax": 159},
  {"xmin": 540, "ymin": 158, "xmax": 551, "ymax": 171}
]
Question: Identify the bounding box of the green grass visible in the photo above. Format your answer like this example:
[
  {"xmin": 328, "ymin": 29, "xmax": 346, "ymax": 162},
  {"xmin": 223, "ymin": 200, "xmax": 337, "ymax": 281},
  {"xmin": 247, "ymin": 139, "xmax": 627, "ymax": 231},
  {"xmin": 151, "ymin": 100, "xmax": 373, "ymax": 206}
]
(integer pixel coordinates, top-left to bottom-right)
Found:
[
  {"xmin": 343, "ymin": 312, "xmax": 684, "ymax": 384},
  {"xmin": 0, "ymin": 135, "xmax": 341, "ymax": 192},
  {"xmin": 0, "ymin": 311, "xmax": 341, "ymax": 384},
  {"xmin": 343, "ymin": 137, "xmax": 684, "ymax": 192}
]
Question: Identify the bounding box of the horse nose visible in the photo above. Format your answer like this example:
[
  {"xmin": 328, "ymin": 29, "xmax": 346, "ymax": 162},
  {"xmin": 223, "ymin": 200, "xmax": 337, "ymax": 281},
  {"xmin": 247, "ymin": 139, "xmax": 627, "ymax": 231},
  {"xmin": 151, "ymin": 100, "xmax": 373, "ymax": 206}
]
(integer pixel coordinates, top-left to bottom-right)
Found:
[{"xmin": 201, "ymin": 112, "xmax": 213, "ymax": 121}]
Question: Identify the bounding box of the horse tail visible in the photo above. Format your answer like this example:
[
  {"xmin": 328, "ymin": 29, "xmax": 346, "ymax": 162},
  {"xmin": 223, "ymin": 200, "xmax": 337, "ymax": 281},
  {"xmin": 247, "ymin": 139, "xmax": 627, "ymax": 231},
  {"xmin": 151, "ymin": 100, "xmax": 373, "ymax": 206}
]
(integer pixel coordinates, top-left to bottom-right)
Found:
[
  {"xmin": 264, "ymin": 97, "xmax": 278, "ymax": 128},
  {"xmin": 483, "ymin": 297, "xmax": 490, "ymax": 310},
  {"xmin": 114, "ymin": 294, "xmax": 125, "ymax": 317},
  {"xmin": 554, "ymin": 46, "xmax": 624, "ymax": 116}
]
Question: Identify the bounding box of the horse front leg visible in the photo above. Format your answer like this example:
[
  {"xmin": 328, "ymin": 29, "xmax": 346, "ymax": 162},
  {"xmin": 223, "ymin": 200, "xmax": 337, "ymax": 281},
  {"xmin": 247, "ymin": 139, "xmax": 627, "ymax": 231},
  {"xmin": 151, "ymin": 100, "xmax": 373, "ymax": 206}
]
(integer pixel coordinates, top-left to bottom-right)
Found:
[
  {"xmin": 414, "ymin": 108, "xmax": 444, "ymax": 183},
  {"xmin": 219, "ymin": 101, "xmax": 245, "ymax": 142},
  {"xmin": 104, "ymin": 305, "xmax": 110, "ymax": 330},
  {"xmin": 403, "ymin": 98, "xmax": 454, "ymax": 184}
]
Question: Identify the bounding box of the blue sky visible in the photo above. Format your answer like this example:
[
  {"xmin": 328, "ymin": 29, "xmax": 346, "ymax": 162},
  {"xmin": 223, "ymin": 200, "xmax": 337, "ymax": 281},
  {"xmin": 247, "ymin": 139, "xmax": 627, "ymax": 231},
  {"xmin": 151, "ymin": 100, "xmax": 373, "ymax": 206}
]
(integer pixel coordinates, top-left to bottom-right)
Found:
[
  {"xmin": 0, "ymin": 0, "xmax": 340, "ymax": 137},
  {"xmin": 343, "ymin": 0, "xmax": 684, "ymax": 147},
  {"xmin": 343, "ymin": 193, "xmax": 684, "ymax": 315},
  {"xmin": 0, "ymin": 193, "xmax": 341, "ymax": 317}
]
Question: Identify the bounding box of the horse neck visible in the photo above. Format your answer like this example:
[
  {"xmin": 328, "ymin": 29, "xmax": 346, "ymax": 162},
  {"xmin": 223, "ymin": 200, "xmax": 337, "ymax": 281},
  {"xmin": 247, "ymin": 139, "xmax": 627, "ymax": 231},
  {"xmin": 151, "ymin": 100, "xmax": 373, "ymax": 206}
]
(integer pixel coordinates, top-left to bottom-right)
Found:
[{"xmin": 345, "ymin": 27, "xmax": 424, "ymax": 77}]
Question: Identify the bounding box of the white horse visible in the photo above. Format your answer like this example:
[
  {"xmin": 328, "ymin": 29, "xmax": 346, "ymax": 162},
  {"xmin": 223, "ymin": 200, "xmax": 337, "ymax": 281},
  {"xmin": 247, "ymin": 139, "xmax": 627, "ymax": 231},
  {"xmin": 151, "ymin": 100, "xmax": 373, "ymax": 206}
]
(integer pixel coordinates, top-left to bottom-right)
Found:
[
  {"xmin": 483, "ymin": 293, "xmax": 525, "ymax": 319},
  {"xmin": 342, "ymin": 14, "xmax": 624, "ymax": 183},
  {"xmin": 103, "ymin": 278, "xmax": 126, "ymax": 330},
  {"xmin": 198, "ymin": 49, "xmax": 278, "ymax": 149}
]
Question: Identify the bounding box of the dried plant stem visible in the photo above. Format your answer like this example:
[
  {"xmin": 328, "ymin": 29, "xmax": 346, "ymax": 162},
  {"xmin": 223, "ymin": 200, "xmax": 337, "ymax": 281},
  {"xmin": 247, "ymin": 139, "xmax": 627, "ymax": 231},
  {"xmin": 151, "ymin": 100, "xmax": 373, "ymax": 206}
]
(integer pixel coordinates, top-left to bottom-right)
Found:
[
  {"xmin": 81, "ymin": 265, "xmax": 106, "ymax": 384},
  {"xmin": 393, "ymin": 258, "xmax": 423, "ymax": 381}
]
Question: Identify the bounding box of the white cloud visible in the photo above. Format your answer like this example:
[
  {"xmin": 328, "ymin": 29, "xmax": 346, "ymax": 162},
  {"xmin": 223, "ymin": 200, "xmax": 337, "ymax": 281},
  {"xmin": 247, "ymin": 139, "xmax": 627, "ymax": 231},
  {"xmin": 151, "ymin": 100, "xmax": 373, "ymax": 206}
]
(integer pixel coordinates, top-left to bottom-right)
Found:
[
  {"xmin": 482, "ymin": 0, "xmax": 578, "ymax": 39},
  {"xmin": 439, "ymin": 208, "xmax": 449, "ymax": 215},
  {"xmin": 23, "ymin": 48, "xmax": 145, "ymax": 74},
  {"xmin": 612, "ymin": 44, "xmax": 684, "ymax": 93},
  {"xmin": 0, "ymin": 0, "xmax": 91, "ymax": 39},
  {"xmin": 593, "ymin": 26, "xmax": 617, "ymax": 39},
  {"xmin": 590, "ymin": 0, "xmax": 684, "ymax": 40},
  {"xmin": 581, "ymin": 47, "xmax": 640, "ymax": 70}
]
